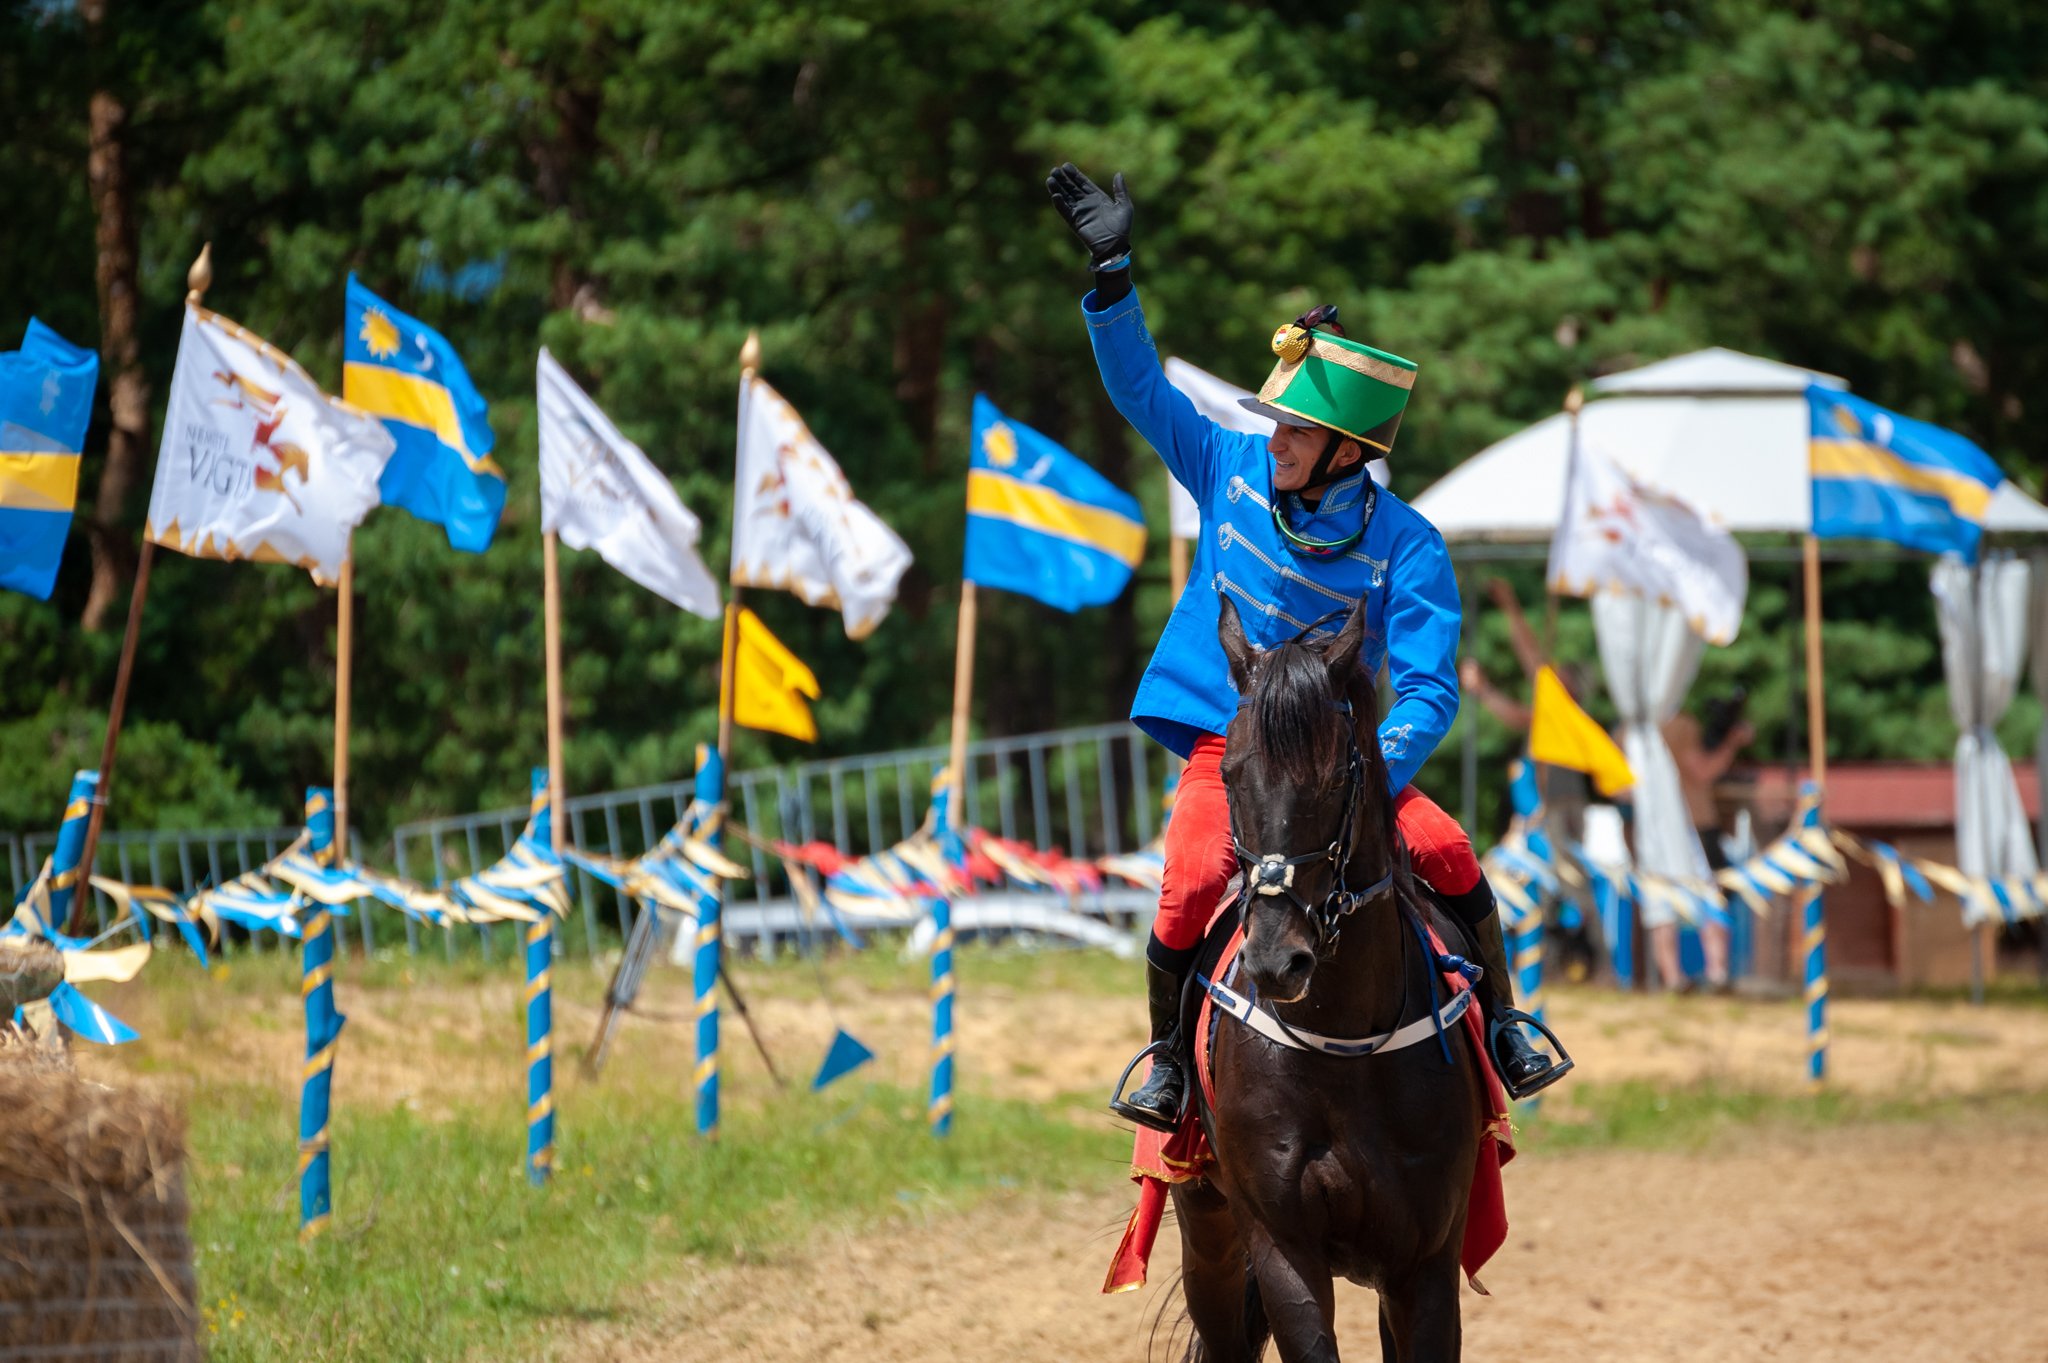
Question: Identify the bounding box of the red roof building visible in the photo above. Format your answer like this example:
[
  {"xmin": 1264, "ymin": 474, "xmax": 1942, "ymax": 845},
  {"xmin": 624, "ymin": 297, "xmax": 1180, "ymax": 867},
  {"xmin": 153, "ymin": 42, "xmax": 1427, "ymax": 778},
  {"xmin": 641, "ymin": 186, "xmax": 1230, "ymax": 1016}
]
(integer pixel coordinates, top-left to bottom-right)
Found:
[{"xmin": 1739, "ymin": 763, "xmax": 2041, "ymax": 990}]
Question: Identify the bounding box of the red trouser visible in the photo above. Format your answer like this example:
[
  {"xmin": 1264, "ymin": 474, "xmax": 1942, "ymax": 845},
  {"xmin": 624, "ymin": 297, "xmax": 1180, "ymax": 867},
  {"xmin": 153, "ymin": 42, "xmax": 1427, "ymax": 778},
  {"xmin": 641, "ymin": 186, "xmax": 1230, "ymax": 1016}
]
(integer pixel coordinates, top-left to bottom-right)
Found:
[{"xmin": 1154, "ymin": 734, "xmax": 1482, "ymax": 951}]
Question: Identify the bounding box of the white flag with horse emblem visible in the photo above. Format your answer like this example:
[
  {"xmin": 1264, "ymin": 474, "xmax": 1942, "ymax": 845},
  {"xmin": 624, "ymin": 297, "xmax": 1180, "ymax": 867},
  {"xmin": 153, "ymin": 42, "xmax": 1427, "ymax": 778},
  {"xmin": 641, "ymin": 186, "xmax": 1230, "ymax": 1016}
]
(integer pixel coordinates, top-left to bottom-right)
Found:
[
  {"xmin": 731, "ymin": 374, "xmax": 911, "ymax": 639},
  {"xmin": 536, "ymin": 348, "xmax": 720, "ymax": 617},
  {"xmin": 1547, "ymin": 440, "xmax": 1748, "ymax": 645},
  {"xmin": 146, "ymin": 304, "xmax": 395, "ymax": 585}
]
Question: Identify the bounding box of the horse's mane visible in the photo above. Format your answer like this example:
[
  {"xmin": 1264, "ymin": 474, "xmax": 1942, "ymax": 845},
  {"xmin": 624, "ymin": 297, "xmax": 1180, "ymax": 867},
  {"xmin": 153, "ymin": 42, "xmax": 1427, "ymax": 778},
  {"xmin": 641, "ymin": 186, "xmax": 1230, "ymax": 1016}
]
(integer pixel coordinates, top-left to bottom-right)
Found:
[
  {"xmin": 1245, "ymin": 638, "xmax": 1345, "ymax": 786},
  {"xmin": 1243, "ymin": 633, "xmax": 1389, "ymax": 797}
]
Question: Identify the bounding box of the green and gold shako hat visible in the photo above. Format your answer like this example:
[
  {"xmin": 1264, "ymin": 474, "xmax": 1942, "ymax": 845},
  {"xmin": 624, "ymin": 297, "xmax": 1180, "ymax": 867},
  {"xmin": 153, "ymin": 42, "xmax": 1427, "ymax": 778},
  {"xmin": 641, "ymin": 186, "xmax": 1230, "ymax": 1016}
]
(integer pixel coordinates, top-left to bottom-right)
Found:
[{"xmin": 1239, "ymin": 318, "xmax": 1418, "ymax": 456}]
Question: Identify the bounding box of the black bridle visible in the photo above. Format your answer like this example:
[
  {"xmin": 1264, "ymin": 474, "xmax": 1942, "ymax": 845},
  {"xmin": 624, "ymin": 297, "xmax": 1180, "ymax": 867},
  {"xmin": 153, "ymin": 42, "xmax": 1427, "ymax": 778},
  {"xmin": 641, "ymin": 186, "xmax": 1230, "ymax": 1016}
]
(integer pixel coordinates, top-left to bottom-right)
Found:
[{"xmin": 1228, "ymin": 696, "xmax": 1396, "ymax": 954}]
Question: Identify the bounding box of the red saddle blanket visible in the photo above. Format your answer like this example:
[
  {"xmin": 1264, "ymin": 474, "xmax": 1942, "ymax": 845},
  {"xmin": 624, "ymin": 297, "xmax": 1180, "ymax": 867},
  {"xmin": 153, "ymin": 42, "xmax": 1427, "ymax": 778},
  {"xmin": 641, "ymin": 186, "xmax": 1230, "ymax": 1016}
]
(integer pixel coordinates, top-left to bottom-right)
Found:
[{"xmin": 1104, "ymin": 922, "xmax": 1515, "ymax": 1295}]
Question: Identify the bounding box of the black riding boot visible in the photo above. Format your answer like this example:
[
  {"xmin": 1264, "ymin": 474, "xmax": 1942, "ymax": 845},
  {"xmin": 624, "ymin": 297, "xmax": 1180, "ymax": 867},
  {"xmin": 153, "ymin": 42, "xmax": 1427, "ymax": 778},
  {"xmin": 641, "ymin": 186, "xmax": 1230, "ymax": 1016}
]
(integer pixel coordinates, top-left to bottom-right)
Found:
[
  {"xmin": 1108, "ymin": 941, "xmax": 1192, "ymax": 1133},
  {"xmin": 1448, "ymin": 880, "xmax": 1573, "ymax": 1100}
]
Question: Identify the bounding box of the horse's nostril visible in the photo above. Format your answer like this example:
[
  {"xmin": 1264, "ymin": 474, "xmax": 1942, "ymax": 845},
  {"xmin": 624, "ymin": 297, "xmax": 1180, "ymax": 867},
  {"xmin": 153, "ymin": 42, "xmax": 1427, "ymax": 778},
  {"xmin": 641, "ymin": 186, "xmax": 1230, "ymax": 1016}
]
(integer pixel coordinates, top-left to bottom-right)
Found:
[{"xmin": 1286, "ymin": 949, "xmax": 1315, "ymax": 981}]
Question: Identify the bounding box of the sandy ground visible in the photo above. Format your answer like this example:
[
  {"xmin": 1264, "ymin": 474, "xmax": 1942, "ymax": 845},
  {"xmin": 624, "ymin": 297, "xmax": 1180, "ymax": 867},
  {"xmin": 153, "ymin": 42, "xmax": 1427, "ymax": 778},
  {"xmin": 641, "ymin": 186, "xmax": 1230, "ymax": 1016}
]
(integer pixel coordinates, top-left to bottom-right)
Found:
[
  {"xmin": 81, "ymin": 953, "xmax": 2048, "ymax": 1361},
  {"xmin": 571, "ymin": 1119, "xmax": 2048, "ymax": 1363},
  {"xmin": 562, "ymin": 969, "xmax": 2048, "ymax": 1363}
]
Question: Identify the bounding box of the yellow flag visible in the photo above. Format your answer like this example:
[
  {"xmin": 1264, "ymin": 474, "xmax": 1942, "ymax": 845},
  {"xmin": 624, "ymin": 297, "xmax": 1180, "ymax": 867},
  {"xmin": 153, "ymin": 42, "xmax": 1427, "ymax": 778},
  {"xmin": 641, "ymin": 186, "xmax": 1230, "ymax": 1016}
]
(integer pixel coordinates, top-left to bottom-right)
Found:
[
  {"xmin": 726, "ymin": 606, "xmax": 821, "ymax": 742},
  {"xmin": 1527, "ymin": 665, "xmax": 1634, "ymax": 797}
]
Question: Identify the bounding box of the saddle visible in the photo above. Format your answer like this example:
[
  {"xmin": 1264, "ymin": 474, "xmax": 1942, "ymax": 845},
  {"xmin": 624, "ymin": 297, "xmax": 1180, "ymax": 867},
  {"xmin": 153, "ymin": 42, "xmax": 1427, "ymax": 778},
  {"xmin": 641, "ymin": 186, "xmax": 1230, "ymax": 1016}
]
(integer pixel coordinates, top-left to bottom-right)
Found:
[{"xmin": 1104, "ymin": 890, "xmax": 1515, "ymax": 1295}]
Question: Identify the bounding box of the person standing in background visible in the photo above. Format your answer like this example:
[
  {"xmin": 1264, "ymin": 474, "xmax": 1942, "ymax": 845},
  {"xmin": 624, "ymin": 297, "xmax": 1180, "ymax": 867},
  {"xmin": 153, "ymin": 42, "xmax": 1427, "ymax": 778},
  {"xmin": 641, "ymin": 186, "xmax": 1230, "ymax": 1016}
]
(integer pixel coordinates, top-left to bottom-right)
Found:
[
  {"xmin": 1662, "ymin": 698, "xmax": 1753, "ymax": 993},
  {"xmin": 1459, "ymin": 577, "xmax": 1592, "ymax": 845}
]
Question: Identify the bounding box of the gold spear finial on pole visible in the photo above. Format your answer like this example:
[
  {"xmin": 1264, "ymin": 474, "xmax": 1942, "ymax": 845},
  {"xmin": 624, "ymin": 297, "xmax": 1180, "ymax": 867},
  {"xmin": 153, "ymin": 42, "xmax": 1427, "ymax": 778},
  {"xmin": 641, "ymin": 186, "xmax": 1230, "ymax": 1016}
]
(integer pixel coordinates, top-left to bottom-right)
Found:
[
  {"xmin": 739, "ymin": 329, "xmax": 762, "ymax": 378},
  {"xmin": 186, "ymin": 242, "xmax": 213, "ymax": 305},
  {"xmin": 1563, "ymin": 383, "xmax": 1585, "ymax": 416}
]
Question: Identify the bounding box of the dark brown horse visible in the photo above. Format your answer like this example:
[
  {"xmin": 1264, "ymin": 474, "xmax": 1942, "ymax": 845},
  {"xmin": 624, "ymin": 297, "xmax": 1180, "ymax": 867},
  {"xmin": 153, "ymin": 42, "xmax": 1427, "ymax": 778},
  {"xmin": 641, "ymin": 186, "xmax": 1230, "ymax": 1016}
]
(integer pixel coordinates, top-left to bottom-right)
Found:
[{"xmin": 1173, "ymin": 595, "xmax": 1488, "ymax": 1362}]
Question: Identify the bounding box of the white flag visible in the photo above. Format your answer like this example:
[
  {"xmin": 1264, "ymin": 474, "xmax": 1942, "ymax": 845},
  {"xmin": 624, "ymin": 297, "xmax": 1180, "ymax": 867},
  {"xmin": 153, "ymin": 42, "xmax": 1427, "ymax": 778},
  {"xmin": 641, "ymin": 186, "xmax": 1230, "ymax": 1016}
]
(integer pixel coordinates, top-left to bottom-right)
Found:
[
  {"xmin": 146, "ymin": 304, "xmax": 395, "ymax": 585},
  {"xmin": 1548, "ymin": 440, "xmax": 1748, "ymax": 645},
  {"xmin": 1163, "ymin": 357, "xmax": 1388, "ymax": 540},
  {"xmin": 536, "ymin": 349, "xmax": 720, "ymax": 617},
  {"xmin": 731, "ymin": 375, "xmax": 911, "ymax": 639}
]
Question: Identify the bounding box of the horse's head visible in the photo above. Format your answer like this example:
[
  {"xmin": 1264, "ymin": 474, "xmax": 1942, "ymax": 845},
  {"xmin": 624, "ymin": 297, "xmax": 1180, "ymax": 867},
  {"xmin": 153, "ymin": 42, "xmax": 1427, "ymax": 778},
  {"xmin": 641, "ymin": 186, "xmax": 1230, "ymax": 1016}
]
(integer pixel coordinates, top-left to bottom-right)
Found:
[{"xmin": 1218, "ymin": 593, "xmax": 1392, "ymax": 1004}]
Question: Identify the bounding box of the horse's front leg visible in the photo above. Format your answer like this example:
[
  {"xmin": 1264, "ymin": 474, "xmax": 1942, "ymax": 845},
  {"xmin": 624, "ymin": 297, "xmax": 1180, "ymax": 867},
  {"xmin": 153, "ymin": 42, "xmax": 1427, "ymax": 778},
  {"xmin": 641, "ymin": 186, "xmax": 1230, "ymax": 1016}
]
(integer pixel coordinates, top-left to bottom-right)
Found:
[
  {"xmin": 1174, "ymin": 1179, "xmax": 1269, "ymax": 1363},
  {"xmin": 1246, "ymin": 1230, "xmax": 1339, "ymax": 1363},
  {"xmin": 1376, "ymin": 1244, "xmax": 1465, "ymax": 1363}
]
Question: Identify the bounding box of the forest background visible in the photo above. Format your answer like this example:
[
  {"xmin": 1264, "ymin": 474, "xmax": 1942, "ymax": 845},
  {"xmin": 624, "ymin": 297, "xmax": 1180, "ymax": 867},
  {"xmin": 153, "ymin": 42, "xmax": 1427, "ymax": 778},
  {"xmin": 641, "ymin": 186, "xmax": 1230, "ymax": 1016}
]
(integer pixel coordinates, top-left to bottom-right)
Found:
[{"xmin": 4, "ymin": 0, "xmax": 2047, "ymax": 846}]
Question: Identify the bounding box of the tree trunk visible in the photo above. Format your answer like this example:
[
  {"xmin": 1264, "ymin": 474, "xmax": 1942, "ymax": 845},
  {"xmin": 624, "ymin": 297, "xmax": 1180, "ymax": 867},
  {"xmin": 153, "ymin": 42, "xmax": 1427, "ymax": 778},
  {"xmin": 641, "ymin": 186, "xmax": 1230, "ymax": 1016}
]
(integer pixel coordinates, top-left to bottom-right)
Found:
[
  {"xmin": 528, "ymin": 81, "xmax": 603, "ymax": 311},
  {"xmin": 82, "ymin": 55, "xmax": 149, "ymax": 631},
  {"xmin": 893, "ymin": 97, "xmax": 952, "ymax": 475}
]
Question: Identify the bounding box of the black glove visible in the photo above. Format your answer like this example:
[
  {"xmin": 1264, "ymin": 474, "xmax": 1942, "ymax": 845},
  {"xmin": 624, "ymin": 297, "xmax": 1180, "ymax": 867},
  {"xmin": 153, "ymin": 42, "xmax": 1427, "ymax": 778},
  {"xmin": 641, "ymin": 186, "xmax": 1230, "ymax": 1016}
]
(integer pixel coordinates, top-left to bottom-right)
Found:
[{"xmin": 1046, "ymin": 162, "xmax": 1133, "ymax": 266}]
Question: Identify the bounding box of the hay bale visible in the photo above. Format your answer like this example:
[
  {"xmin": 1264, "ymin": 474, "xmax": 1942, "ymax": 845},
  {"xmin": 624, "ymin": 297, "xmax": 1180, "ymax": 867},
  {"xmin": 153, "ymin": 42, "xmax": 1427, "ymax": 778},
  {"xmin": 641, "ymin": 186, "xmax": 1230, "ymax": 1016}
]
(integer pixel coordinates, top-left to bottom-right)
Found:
[
  {"xmin": 0, "ymin": 939, "xmax": 64, "ymax": 1012},
  {"xmin": 0, "ymin": 1059, "xmax": 199, "ymax": 1360}
]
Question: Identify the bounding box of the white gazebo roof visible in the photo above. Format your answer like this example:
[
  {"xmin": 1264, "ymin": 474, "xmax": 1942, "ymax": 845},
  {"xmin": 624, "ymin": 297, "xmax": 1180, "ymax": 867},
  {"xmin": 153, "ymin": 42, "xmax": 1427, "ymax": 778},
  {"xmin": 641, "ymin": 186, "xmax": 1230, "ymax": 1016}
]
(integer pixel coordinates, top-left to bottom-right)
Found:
[{"xmin": 1412, "ymin": 347, "xmax": 2048, "ymax": 539}]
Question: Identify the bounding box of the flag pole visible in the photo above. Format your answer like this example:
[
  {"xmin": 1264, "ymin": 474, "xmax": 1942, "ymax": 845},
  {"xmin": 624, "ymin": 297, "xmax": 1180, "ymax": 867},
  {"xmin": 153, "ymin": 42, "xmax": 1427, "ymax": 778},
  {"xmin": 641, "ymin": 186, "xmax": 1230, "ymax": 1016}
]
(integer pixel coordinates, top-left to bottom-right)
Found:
[
  {"xmin": 1800, "ymin": 529, "xmax": 1829, "ymax": 1086},
  {"xmin": 697, "ymin": 329, "xmax": 759, "ymax": 1140},
  {"xmin": 542, "ymin": 530, "xmax": 566, "ymax": 851},
  {"xmin": 928, "ymin": 576, "xmax": 976, "ymax": 1142},
  {"xmin": 333, "ymin": 546, "xmax": 355, "ymax": 863},
  {"xmin": 1802, "ymin": 533, "xmax": 1827, "ymax": 791},
  {"xmin": 68, "ymin": 244, "xmax": 211, "ymax": 933},
  {"xmin": 716, "ymin": 331, "xmax": 759, "ymax": 771},
  {"xmin": 946, "ymin": 581, "xmax": 978, "ymax": 826},
  {"xmin": 535, "ymin": 545, "xmax": 566, "ymax": 1181},
  {"xmin": 1168, "ymin": 536, "xmax": 1189, "ymax": 601}
]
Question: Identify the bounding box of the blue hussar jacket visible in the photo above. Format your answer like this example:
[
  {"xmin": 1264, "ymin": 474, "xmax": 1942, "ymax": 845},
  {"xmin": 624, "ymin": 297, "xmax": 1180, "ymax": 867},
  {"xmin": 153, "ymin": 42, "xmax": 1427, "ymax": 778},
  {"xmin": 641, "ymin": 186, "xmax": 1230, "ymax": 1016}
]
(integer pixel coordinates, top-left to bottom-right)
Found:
[{"xmin": 1085, "ymin": 286, "xmax": 1462, "ymax": 793}]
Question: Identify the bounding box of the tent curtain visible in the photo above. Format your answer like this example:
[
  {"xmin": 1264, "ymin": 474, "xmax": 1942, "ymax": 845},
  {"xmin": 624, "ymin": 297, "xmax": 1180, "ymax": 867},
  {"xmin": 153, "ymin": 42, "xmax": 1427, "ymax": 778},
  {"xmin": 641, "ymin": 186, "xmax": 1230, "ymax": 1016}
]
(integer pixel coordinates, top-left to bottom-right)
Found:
[
  {"xmin": 1932, "ymin": 555, "xmax": 2038, "ymax": 889},
  {"xmin": 2031, "ymin": 550, "xmax": 2048, "ymax": 865},
  {"xmin": 1593, "ymin": 593, "xmax": 1709, "ymax": 879}
]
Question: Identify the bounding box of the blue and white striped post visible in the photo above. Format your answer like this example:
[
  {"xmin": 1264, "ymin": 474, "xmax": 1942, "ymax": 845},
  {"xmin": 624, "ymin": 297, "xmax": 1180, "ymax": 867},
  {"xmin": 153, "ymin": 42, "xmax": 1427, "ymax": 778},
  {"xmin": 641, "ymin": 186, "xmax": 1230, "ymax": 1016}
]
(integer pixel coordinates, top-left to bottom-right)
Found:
[
  {"xmin": 45, "ymin": 770, "xmax": 98, "ymax": 932},
  {"xmin": 928, "ymin": 777, "xmax": 963, "ymax": 1138},
  {"xmin": 928, "ymin": 895, "xmax": 955, "ymax": 1137},
  {"xmin": 691, "ymin": 747, "xmax": 725, "ymax": 1137},
  {"xmin": 298, "ymin": 787, "xmax": 346, "ymax": 1242},
  {"xmin": 523, "ymin": 768, "xmax": 556, "ymax": 1184},
  {"xmin": 1508, "ymin": 894, "xmax": 1546, "ymax": 1110},
  {"xmin": 1798, "ymin": 782, "xmax": 1827, "ymax": 1089}
]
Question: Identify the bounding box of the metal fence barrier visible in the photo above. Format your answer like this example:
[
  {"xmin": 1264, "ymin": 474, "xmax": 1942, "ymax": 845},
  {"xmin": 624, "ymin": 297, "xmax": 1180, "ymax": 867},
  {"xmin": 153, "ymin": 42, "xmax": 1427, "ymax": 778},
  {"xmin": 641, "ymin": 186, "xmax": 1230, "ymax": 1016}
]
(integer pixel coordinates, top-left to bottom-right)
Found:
[{"xmin": 8, "ymin": 722, "xmax": 1168, "ymax": 961}]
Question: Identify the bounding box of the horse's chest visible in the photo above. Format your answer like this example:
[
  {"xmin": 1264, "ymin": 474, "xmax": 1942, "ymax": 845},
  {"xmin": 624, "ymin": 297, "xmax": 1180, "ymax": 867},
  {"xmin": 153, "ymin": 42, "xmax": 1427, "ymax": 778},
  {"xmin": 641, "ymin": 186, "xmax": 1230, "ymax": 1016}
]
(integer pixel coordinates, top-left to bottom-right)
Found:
[{"xmin": 1209, "ymin": 1061, "xmax": 1478, "ymax": 1285}]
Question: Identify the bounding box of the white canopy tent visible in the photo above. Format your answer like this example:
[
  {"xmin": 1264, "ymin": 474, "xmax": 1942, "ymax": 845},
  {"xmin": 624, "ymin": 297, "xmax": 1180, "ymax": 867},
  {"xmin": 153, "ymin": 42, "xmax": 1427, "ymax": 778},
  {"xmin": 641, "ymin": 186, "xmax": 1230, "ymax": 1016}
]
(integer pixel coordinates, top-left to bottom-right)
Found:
[
  {"xmin": 1412, "ymin": 347, "xmax": 2048, "ymax": 540},
  {"xmin": 1416, "ymin": 346, "xmax": 2048, "ymax": 997}
]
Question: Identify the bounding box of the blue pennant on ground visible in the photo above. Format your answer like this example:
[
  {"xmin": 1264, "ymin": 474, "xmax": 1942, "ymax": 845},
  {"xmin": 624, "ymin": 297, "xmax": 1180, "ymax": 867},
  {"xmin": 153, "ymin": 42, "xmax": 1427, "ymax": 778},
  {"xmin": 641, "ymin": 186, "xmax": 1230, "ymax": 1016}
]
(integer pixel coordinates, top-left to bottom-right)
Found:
[{"xmin": 811, "ymin": 1027, "xmax": 875, "ymax": 1090}]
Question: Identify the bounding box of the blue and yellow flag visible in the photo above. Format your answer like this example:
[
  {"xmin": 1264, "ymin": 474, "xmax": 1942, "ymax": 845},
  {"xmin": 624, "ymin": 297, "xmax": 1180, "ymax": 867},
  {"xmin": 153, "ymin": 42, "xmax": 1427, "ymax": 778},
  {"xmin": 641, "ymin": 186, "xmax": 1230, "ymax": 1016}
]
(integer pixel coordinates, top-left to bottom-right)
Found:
[
  {"xmin": 1808, "ymin": 387, "xmax": 2004, "ymax": 561},
  {"xmin": 343, "ymin": 275, "xmax": 503, "ymax": 551},
  {"xmin": 964, "ymin": 395, "xmax": 1144, "ymax": 612},
  {"xmin": 0, "ymin": 319, "xmax": 98, "ymax": 599}
]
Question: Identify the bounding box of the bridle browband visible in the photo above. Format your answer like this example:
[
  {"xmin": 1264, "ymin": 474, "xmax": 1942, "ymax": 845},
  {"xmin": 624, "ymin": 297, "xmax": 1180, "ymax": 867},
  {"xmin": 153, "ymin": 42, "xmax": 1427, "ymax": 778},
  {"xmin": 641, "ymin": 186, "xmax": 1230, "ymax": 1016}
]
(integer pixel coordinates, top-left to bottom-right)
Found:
[{"xmin": 1228, "ymin": 615, "xmax": 1397, "ymax": 954}]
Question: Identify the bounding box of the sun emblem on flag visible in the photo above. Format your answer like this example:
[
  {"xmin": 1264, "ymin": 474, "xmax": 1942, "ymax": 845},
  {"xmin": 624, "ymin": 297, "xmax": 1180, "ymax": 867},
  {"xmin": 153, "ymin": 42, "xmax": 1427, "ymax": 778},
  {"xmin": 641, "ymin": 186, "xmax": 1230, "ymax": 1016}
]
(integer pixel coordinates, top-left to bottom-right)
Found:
[
  {"xmin": 359, "ymin": 308, "xmax": 401, "ymax": 360},
  {"xmin": 1830, "ymin": 403, "xmax": 1862, "ymax": 440},
  {"xmin": 983, "ymin": 422, "xmax": 1018, "ymax": 469}
]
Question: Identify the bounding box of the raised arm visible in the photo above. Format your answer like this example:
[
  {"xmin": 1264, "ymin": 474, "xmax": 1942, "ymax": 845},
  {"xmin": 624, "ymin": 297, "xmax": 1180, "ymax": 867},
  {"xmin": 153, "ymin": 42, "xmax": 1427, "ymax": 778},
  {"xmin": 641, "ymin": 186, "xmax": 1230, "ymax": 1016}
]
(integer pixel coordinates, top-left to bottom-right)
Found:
[
  {"xmin": 1460, "ymin": 657, "xmax": 1533, "ymax": 731},
  {"xmin": 1378, "ymin": 525, "xmax": 1463, "ymax": 793},
  {"xmin": 1048, "ymin": 162, "xmax": 1222, "ymax": 497}
]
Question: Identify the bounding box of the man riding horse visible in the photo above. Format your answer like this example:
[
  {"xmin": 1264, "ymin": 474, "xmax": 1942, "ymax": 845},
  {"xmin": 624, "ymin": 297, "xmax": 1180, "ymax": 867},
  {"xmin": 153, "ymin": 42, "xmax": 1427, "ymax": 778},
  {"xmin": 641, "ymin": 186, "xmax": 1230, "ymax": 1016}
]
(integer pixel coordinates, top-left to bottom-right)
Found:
[{"xmin": 1046, "ymin": 163, "xmax": 1570, "ymax": 1131}]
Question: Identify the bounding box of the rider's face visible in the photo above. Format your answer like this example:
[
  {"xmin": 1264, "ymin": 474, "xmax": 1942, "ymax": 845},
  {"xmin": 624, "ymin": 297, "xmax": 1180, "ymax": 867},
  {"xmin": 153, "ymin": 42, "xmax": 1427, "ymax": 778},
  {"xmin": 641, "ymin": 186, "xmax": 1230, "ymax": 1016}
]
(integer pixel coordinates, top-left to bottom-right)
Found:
[{"xmin": 1268, "ymin": 423, "xmax": 1362, "ymax": 493}]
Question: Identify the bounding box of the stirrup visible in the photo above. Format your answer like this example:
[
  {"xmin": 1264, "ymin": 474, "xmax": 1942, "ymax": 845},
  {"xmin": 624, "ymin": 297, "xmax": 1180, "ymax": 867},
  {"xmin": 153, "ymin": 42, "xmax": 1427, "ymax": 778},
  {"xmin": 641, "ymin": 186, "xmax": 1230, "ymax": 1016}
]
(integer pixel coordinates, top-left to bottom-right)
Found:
[
  {"xmin": 1489, "ymin": 1008, "xmax": 1575, "ymax": 1101},
  {"xmin": 1108, "ymin": 1037, "xmax": 1186, "ymax": 1134}
]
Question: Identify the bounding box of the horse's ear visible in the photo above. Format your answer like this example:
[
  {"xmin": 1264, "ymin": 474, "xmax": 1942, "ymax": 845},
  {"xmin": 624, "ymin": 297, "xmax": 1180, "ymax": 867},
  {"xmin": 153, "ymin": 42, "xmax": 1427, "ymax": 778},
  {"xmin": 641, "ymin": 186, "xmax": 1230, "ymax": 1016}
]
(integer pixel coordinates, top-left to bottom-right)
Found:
[
  {"xmin": 1323, "ymin": 595, "xmax": 1369, "ymax": 691},
  {"xmin": 1217, "ymin": 592, "xmax": 1255, "ymax": 692}
]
